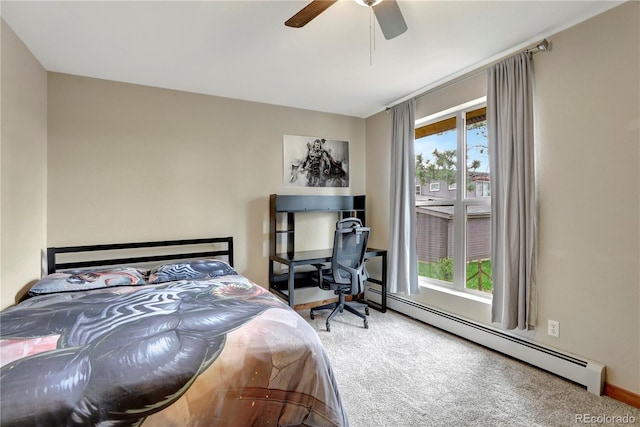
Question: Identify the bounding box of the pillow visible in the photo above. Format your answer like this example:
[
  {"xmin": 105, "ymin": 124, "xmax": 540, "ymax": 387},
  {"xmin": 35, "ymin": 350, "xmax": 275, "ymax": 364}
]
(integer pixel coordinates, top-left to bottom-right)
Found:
[
  {"xmin": 28, "ymin": 267, "xmax": 148, "ymax": 297},
  {"xmin": 148, "ymin": 259, "xmax": 237, "ymax": 284}
]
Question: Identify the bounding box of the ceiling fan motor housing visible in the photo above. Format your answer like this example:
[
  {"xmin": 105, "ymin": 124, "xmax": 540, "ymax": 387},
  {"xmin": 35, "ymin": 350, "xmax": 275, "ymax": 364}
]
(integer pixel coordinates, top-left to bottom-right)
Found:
[{"xmin": 355, "ymin": 0, "xmax": 383, "ymax": 7}]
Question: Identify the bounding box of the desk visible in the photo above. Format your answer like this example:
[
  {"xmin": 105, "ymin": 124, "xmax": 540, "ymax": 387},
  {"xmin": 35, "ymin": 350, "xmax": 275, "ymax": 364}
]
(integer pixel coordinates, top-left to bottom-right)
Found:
[{"xmin": 269, "ymin": 247, "xmax": 387, "ymax": 312}]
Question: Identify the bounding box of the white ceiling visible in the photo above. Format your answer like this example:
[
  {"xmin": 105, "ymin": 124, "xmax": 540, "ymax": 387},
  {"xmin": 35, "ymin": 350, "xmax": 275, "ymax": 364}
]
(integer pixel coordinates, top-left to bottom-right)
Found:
[{"xmin": 1, "ymin": 1, "xmax": 622, "ymax": 118}]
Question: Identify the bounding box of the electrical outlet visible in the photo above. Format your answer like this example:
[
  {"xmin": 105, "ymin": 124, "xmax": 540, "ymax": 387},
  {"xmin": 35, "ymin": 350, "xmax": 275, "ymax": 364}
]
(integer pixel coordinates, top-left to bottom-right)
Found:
[{"xmin": 548, "ymin": 320, "xmax": 560, "ymax": 338}]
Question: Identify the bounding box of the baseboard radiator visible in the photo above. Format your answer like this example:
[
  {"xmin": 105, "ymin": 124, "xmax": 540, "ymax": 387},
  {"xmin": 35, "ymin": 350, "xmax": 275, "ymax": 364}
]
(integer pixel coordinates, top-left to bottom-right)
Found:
[{"xmin": 366, "ymin": 287, "xmax": 605, "ymax": 395}]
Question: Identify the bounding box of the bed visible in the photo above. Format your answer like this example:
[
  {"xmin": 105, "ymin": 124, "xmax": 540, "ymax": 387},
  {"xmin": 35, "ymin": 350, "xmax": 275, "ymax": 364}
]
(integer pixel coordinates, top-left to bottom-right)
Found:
[{"xmin": 0, "ymin": 237, "xmax": 349, "ymax": 427}]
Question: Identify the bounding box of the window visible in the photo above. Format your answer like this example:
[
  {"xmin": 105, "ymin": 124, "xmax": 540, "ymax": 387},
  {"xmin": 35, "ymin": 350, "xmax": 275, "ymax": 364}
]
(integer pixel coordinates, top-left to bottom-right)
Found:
[
  {"xmin": 429, "ymin": 182, "xmax": 440, "ymax": 192},
  {"xmin": 415, "ymin": 99, "xmax": 492, "ymax": 295},
  {"xmin": 475, "ymin": 181, "xmax": 490, "ymax": 197}
]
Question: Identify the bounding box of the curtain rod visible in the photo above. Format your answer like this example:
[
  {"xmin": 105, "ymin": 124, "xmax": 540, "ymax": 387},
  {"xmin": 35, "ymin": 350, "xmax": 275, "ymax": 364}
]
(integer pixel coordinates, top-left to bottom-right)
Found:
[{"xmin": 385, "ymin": 38, "xmax": 551, "ymax": 112}]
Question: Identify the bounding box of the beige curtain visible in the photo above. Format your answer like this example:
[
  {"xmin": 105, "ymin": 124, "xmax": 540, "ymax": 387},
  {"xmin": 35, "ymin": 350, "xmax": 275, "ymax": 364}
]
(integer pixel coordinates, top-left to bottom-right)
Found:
[
  {"xmin": 487, "ymin": 52, "xmax": 538, "ymax": 330},
  {"xmin": 388, "ymin": 99, "xmax": 419, "ymax": 295}
]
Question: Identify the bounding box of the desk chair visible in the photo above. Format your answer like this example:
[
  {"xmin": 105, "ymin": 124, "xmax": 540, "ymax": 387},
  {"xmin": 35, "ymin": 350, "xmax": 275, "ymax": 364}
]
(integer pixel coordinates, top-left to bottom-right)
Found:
[
  {"xmin": 336, "ymin": 217, "xmax": 370, "ymax": 282},
  {"xmin": 310, "ymin": 219, "xmax": 371, "ymax": 332}
]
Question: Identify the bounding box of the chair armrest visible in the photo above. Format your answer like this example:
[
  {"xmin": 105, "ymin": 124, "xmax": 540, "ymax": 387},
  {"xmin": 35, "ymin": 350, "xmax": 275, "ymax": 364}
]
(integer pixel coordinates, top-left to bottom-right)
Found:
[{"xmin": 311, "ymin": 263, "xmax": 327, "ymax": 284}]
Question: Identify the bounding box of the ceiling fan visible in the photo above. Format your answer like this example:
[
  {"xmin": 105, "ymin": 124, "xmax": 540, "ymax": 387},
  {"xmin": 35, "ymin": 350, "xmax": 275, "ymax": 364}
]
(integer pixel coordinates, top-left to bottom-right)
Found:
[{"xmin": 285, "ymin": 0, "xmax": 408, "ymax": 40}]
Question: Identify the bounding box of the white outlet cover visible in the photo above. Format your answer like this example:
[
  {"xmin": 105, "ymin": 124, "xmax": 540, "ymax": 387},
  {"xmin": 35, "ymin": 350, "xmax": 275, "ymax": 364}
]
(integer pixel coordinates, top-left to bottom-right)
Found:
[{"xmin": 548, "ymin": 320, "xmax": 560, "ymax": 337}]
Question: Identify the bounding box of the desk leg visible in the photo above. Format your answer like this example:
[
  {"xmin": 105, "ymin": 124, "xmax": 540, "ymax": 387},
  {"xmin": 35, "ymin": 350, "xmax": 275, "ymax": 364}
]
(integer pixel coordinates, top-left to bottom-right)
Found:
[
  {"xmin": 287, "ymin": 265, "xmax": 295, "ymax": 308},
  {"xmin": 364, "ymin": 252, "xmax": 387, "ymax": 313},
  {"xmin": 381, "ymin": 251, "xmax": 387, "ymax": 313}
]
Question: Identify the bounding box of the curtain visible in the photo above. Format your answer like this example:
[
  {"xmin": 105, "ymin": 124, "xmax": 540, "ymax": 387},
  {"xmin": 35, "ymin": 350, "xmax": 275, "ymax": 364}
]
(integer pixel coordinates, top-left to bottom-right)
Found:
[
  {"xmin": 487, "ymin": 52, "xmax": 538, "ymax": 330},
  {"xmin": 388, "ymin": 99, "xmax": 419, "ymax": 295}
]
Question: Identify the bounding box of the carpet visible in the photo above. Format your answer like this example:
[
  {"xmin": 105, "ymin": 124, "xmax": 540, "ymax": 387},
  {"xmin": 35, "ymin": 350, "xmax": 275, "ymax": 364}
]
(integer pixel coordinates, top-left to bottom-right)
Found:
[{"xmin": 300, "ymin": 307, "xmax": 639, "ymax": 427}]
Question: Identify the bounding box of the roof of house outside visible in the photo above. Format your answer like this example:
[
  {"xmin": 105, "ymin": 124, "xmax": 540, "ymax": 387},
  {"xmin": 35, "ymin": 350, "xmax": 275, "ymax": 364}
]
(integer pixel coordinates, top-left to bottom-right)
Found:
[{"xmin": 416, "ymin": 196, "xmax": 490, "ymax": 219}]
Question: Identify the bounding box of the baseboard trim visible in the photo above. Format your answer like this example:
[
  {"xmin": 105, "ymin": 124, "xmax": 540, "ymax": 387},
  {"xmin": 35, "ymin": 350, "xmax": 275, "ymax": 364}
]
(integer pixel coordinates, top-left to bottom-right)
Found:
[
  {"xmin": 294, "ymin": 297, "xmax": 338, "ymax": 311},
  {"xmin": 605, "ymin": 384, "xmax": 640, "ymax": 409},
  {"xmin": 294, "ymin": 295, "xmax": 361, "ymax": 311}
]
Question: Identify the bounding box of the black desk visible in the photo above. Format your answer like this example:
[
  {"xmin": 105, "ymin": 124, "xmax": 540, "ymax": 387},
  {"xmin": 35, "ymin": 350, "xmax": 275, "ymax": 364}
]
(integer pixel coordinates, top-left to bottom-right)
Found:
[{"xmin": 269, "ymin": 247, "xmax": 387, "ymax": 312}]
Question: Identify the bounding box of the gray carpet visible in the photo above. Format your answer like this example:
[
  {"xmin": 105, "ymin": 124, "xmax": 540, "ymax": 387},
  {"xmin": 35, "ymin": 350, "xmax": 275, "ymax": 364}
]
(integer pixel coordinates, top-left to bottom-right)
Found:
[{"xmin": 300, "ymin": 307, "xmax": 639, "ymax": 427}]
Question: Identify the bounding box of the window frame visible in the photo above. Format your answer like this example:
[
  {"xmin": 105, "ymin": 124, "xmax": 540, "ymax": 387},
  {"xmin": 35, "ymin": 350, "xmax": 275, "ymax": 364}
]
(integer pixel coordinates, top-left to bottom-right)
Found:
[{"xmin": 415, "ymin": 97, "xmax": 491, "ymax": 298}]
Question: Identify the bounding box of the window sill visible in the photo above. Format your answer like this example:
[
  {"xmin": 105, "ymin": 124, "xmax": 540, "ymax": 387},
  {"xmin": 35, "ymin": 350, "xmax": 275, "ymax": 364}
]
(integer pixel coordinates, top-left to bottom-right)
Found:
[{"xmin": 418, "ymin": 279, "xmax": 492, "ymax": 305}]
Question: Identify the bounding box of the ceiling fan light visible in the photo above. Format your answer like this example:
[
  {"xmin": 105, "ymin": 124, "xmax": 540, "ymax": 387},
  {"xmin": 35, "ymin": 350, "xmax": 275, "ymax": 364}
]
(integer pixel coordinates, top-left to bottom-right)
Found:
[{"xmin": 355, "ymin": 0, "xmax": 383, "ymax": 7}]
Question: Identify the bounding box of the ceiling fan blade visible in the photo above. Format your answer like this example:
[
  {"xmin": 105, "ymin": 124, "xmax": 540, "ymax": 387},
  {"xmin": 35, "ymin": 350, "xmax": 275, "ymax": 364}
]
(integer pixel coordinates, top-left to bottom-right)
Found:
[
  {"xmin": 373, "ymin": 0, "xmax": 408, "ymax": 40},
  {"xmin": 285, "ymin": 0, "xmax": 338, "ymax": 28}
]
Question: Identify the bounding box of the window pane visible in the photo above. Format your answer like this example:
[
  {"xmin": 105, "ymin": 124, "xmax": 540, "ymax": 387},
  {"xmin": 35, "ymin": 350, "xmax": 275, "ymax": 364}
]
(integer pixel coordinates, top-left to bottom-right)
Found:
[
  {"xmin": 415, "ymin": 126, "xmax": 457, "ymax": 203},
  {"xmin": 465, "ymin": 110, "xmax": 489, "ymax": 199},
  {"xmin": 465, "ymin": 205, "xmax": 492, "ymax": 293},
  {"xmin": 416, "ymin": 118, "xmax": 456, "ymax": 285},
  {"xmin": 417, "ymin": 205, "xmax": 454, "ymax": 284}
]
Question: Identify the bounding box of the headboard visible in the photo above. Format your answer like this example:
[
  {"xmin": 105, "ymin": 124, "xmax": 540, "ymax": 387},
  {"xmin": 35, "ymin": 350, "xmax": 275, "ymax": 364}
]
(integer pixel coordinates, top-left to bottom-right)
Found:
[{"xmin": 46, "ymin": 237, "xmax": 234, "ymax": 274}]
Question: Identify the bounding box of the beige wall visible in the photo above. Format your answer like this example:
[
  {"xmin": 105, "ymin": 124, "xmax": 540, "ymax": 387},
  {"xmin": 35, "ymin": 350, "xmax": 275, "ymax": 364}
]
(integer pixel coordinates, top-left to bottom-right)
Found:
[
  {"xmin": 365, "ymin": 2, "xmax": 640, "ymax": 394},
  {"xmin": 0, "ymin": 19, "xmax": 48, "ymax": 308},
  {"xmin": 533, "ymin": 0, "xmax": 639, "ymax": 394},
  {"xmin": 47, "ymin": 73, "xmax": 366, "ymax": 294}
]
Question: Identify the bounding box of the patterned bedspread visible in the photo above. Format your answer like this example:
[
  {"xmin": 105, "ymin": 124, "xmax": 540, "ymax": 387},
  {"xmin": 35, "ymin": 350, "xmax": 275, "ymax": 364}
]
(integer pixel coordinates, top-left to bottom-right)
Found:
[{"xmin": 0, "ymin": 275, "xmax": 348, "ymax": 426}]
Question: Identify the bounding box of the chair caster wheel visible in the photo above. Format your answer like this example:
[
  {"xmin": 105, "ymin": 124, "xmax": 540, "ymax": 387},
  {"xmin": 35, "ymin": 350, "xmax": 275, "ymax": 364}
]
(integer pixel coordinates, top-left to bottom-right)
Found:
[
  {"xmin": 365, "ymin": 307, "xmax": 370, "ymax": 316},
  {"xmin": 364, "ymin": 320, "xmax": 369, "ymax": 329},
  {"xmin": 326, "ymin": 323, "xmax": 331, "ymax": 332},
  {"xmin": 310, "ymin": 312, "xmax": 315, "ymax": 320}
]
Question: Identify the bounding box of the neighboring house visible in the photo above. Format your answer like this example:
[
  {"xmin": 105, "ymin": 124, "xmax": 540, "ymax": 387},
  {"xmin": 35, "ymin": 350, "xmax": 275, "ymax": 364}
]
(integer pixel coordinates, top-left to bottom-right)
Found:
[{"xmin": 415, "ymin": 173, "xmax": 491, "ymax": 264}]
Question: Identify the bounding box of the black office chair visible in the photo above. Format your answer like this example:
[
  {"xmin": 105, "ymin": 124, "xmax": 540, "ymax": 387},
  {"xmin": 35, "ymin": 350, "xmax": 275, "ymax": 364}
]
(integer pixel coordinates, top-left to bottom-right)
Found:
[
  {"xmin": 310, "ymin": 219, "xmax": 371, "ymax": 332},
  {"xmin": 336, "ymin": 217, "xmax": 369, "ymax": 283}
]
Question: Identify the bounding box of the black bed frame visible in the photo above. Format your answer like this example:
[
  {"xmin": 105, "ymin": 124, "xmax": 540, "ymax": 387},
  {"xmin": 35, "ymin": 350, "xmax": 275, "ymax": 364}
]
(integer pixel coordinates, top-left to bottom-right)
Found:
[{"xmin": 46, "ymin": 237, "xmax": 234, "ymax": 274}]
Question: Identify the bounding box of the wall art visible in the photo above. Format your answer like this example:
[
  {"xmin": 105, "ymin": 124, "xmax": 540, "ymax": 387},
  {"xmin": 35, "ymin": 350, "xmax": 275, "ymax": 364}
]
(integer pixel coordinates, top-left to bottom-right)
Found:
[{"xmin": 283, "ymin": 135, "xmax": 349, "ymax": 188}]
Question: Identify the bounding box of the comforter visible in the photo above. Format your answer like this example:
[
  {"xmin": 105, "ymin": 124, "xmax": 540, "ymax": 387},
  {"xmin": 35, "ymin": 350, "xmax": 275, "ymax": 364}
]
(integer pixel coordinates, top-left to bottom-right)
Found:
[{"xmin": 0, "ymin": 275, "xmax": 348, "ymax": 426}]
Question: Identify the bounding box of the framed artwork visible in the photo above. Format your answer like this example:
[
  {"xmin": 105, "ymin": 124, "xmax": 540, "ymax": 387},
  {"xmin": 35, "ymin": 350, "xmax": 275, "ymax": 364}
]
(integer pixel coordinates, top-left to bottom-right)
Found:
[{"xmin": 283, "ymin": 135, "xmax": 349, "ymax": 188}]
